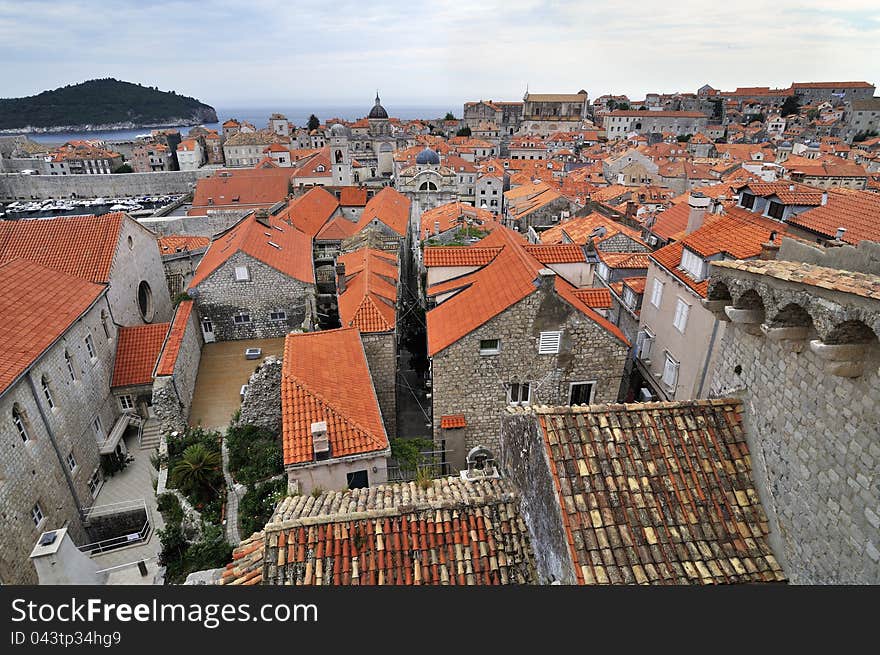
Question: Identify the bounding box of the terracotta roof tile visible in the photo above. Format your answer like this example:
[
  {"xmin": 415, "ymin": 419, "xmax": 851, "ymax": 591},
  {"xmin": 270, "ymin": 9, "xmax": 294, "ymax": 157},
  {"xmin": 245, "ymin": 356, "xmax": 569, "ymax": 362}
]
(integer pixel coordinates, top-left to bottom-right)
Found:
[
  {"xmin": 282, "ymin": 328, "xmax": 388, "ymax": 465},
  {"xmin": 158, "ymin": 235, "xmax": 209, "ymax": 254},
  {"xmin": 420, "ymin": 201, "xmax": 498, "ymax": 238},
  {"xmin": 337, "ymin": 248, "xmax": 398, "ymax": 333},
  {"xmin": 440, "ymin": 414, "xmax": 466, "ymax": 429},
  {"xmin": 711, "ymin": 259, "xmax": 880, "ymax": 300},
  {"xmin": 0, "ymin": 213, "xmax": 124, "ymax": 283},
  {"xmin": 571, "ymin": 287, "xmax": 612, "ymax": 309},
  {"xmin": 0, "ymin": 259, "xmax": 106, "ymax": 395},
  {"xmin": 540, "ymin": 212, "xmax": 646, "ymax": 248},
  {"xmin": 189, "ymin": 168, "xmax": 291, "ymax": 215},
  {"xmin": 111, "ymin": 323, "xmax": 170, "ymax": 387},
  {"xmin": 523, "ymin": 244, "xmax": 585, "ymax": 264},
  {"xmin": 423, "ymin": 247, "xmax": 502, "ymax": 268},
  {"xmin": 597, "ymin": 252, "xmax": 651, "ymax": 269},
  {"xmin": 278, "ymin": 187, "xmax": 339, "ymax": 237},
  {"xmin": 356, "ymin": 187, "xmax": 411, "ymax": 236},
  {"xmin": 338, "ymin": 187, "xmax": 369, "ymax": 207},
  {"xmin": 189, "ymin": 212, "xmax": 314, "ymax": 288},
  {"xmin": 155, "ymin": 301, "xmax": 194, "ymax": 377},
  {"xmin": 532, "ymin": 401, "xmax": 786, "ymax": 585},
  {"xmin": 785, "ymin": 188, "xmax": 880, "ymax": 244}
]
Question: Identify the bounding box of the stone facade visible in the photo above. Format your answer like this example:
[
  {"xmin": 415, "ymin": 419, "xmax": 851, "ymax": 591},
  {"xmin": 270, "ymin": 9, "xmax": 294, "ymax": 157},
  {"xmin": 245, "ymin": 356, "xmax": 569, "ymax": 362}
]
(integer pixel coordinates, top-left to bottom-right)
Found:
[
  {"xmin": 361, "ymin": 332, "xmax": 397, "ymax": 439},
  {"xmin": 190, "ymin": 252, "xmax": 316, "ymax": 342},
  {"xmin": 0, "ymin": 295, "xmax": 119, "ymax": 585},
  {"xmin": 110, "ymin": 218, "xmax": 174, "ymax": 327},
  {"xmin": 431, "ymin": 279, "xmax": 629, "ymax": 471},
  {"xmin": 706, "ymin": 261, "xmax": 880, "ymax": 583},
  {"xmin": 0, "ymin": 169, "xmax": 209, "ymax": 202},
  {"xmin": 239, "ymin": 357, "xmax": 282, "ymax": 435},
  {"xmin": 152, "ymin": 304, "xmax": 204, "ymax": 436}
]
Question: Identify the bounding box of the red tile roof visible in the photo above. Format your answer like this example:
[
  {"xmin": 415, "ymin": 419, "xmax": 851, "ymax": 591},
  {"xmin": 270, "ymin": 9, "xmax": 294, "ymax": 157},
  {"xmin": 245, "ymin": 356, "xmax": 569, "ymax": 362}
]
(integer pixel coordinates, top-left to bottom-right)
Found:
[
  {"xmin": 0, "ymin": 213, "xmax": 124, "ymax": 283},
  {"xmin": 338, "ymin": 187, "xmax": 369, "ymax": 207},
  {"xmin": 0, "ymin": 259, "xmax": 107, "ymax": 395},
  {"xmin": 440, "ymin": 414, "xmax": 466, "ymax": 429},
  {"xmin": 571, "ymin": 287, "xmax": 612, "ymax": 309},
  {"xmin": 785, "ymin": 188, "xmax": 880, "ymax": 244},
  {"xmin": 622, "ymin": 276, "xmax": 647, "ymax": 294},
  {"xmin": 737, "ymin": 181, "xmax": 824, "ymax": 205},
  {"xmin": 337, "ymin": 248, "xmax": 398, "ymax": 333},
  {"xmin": 423, "ymin": 246, "xmax": 502, "ymax": 268},
  {"xmin": 189, "ymin": 168, "xmax": 291, "ymax": 215},
  {"xmin": 540, "ymin": 212, "xmax": 646, "ymax": 248},
  {"xmin": 534, "ymin": 401, "xmax": 786, "ymax": 585},
  {"xmin": 597, "ymin": 251, "xmax": 651, "ymax": 269},
  {"xmin": 315, "ymin": 215, "xmax": 360, "ymax": 241},
  {"xmin": 420, "ymin": 201, "xmax": 498, "ymax": 238},
  {"xmin": 356, "ymin": 187, "xmax": 411, "ymax": 236},
  {"xmin": 189, "ymin": 212, "xmax": 314, "ymax": 288},
  {"xmin": 155, "ymin": 301, "xmax": 193, "ymax": 377},
  {"xmin": 158, "ymin": 235, "xmax": 210, "ymax": 254},
  {"xmin": 523, "ymin": 244, "xmax": 586, "ymax": 264},
  {"xmin": 111, "ymin": 323, "xmax": 170, "ymax": 388},
  {"xmin": 427, "ymin": 227, "xmax": 627, "ymax": 355},
  {"xmin": 279, "ymin": 186, "xmax": 339, "ymax": 237},
  {"xmin": 281, "ymin": 328, "xmax": 388, "ymax": 465}
]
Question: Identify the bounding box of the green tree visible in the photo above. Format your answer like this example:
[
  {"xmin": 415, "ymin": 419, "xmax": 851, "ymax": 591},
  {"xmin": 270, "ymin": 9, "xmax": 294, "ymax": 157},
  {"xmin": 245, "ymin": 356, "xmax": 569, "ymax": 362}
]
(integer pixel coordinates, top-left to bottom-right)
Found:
[
  {"xmin": 307, "ymin": 114, "xmax": 320, "ymax": 131},
  {"xmin": 606, "ymin": 99, "xmax": 618, "ymax": 111},
  {"xmin": 171, "ymin": 444, "xmax": 222, "ymax": 498},
  {"xmin": 112, "ymin": 163, "xmax": 132, "ymax": 174},
  {"xmin": 617, "ymin": 102, "xmax": 630, "ymax": 111},
  {"xmin": 780, "ymin": 95, "xmax": 801, "ymax": 117},
  {"xmin": 676, "ymin": 134, "xmax": 692, "ymax": 142},
  {"xmin": 444, "ymin": 112, "xmax": 455, "ymax": 120},
  {"xmin": 807, "ymin": 109, "xmax": 819, "ymax": 121},
  {"xmin": 456, "ymin": 125, "xmax": 472, "ymax": 137}
]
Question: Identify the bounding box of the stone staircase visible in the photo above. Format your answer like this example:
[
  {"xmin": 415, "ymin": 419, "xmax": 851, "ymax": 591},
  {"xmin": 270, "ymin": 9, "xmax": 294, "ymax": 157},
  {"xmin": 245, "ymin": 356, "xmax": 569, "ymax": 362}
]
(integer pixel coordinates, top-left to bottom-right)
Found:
[{"xmin": 139, "ymin": 419, "xmax": 162, "ymax": 451}]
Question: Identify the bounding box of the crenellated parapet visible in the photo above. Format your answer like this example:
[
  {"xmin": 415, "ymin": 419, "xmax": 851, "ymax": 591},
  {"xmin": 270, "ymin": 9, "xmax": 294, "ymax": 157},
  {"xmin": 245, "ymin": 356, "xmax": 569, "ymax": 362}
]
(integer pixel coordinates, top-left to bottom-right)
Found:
[{"xmin": 705, "ymin": 259, "xmax": 880, "ymax": 376}]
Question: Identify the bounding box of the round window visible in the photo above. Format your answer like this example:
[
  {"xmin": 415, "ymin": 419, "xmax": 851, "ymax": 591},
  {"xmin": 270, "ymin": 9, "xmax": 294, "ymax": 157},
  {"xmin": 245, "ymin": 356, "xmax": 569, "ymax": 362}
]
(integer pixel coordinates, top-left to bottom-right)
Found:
[
  {"xmin": 137, "ymin": 281, "xmax": 154, "ymax": 322},
  {"xmin": 127, "ymin": 235, "xmax": 133, "ymax": 250}
]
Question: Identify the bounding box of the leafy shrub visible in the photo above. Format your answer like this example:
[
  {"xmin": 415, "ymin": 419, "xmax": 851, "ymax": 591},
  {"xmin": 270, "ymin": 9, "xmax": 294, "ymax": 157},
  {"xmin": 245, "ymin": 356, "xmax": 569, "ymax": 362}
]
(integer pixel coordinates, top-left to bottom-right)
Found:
[
  {"xmin": 157, "ymin": 493, "xmax": 184, "ymax": 525},
  {"xmin": 226, "ymin": 424, "xmax": 283, "ymax": 486},
  {"xmin": 239, "ymin": 479, "xmax": 286, "ymax": 538},
  {"xmin": 391, "ymin": 437, "xmax": 434, "ymax": 477}
]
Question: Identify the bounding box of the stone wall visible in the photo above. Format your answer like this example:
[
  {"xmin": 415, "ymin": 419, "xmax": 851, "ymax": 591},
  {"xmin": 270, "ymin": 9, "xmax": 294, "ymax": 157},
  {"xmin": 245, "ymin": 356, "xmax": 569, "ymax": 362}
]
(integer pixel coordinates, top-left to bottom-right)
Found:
[
  {"xmin": 0, "ymin": 295, "xmax": 119, "ymax": 584},
  {"xmin": 431, "ymin": 275, "xmax": 629, "ymax": 471},
  {"xmin": 189, "ymin": 252, "xmax": 315, "ymax": 341},
  {"xmin": 240, "ymin": 357, "xmax": 283, "ymax": 435},
  {"xmin": 707, "ymin": 266, "xmax": 880, "ymax": 584},
  {"xmin": 140, "ymin": 210, "xmax": 251, "ymax": 239},
  {"xmin": 152, "ymin": 304, "xmax": 204, "ymax": 436},
  {"xmin": 109, "ymin": 218, "xmax": 174, "ymax": 326},
  {"xmin": 361, "ymin": 332, "xmax": 397, "ymax": 438},
  {"xmin": 0, "ymin": 169, "xmax": 211, "ymax": 201}
]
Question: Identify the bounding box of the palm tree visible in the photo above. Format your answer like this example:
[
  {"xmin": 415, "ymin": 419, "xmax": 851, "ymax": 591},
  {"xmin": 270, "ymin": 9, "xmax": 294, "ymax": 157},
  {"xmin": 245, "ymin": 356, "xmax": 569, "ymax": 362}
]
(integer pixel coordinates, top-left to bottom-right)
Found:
[{"xmin": 172, "ymin": 444, "xmax": 221, "ymax": 498}]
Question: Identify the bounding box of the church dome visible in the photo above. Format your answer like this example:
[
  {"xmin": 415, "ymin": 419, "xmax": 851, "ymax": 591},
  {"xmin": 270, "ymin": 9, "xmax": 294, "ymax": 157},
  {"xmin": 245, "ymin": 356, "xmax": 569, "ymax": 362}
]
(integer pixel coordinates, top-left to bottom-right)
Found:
[
  {"xmin": 329, "ymin": 122, "xmax": 350, "ymax": 137},
  {"xmin": 368, "ymin": 93, "xmax": 388, "ymax": 119},
  {"xmin": 416, "ymin": 148, "xmax": 440, "ymax": 165}
]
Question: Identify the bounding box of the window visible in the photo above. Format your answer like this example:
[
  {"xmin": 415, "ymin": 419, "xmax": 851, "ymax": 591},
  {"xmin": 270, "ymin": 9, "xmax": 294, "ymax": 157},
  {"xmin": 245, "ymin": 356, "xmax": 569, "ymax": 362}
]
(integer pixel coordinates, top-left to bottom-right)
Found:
[
  {"xmin": 119, "ymin": 395, "xmax": 135, "ymax": 411},
  {"xmin": 672, "ymin": 298, "xmax": 690, "ymax": 333},
  {"xmin": 101, "ymin": 310, "xmax": 111, "ymax": 339},
  {"xmin": 64, "ymin": 350, "xmax": 76, "ymax": 381},
  {"xmin": 31, "ymin": 503, "xmax": 44, "ymax": 527},
  {"xmin": 507, "ymin": 382, "xmax": 531, "ymax": 406},
  {"xmin": 67, "ymin": 451, "xmax": 77, "ymax": 472},
  {"xmin": 13, "ymin": 406, "xmax": 30, "ymax": 442},
  {"xmin": 538, "ymin": 331, "xmax": 562, "ymax": 354},
  {"xmin": 41, "ymin": 376, "xmax": 54, "ymax": 409},
  {"xmin": 662, "ymin": 353, "xmax": 680, "ymax": 390},
  {"xmin": 137, "ymin": 281, "xmax": 154, "ymax": 322},
  {"xmin": 346, "ymin": 470, "xmax": 369, "ymax": 489},
  {"xmin": 569, "ymin": 382, "xmax": 595, "ymax": 405},
  {"xmin": 650, "ymin": 278, "xmax": 664, "ymax": 308},
  {"xmin": 680, "ymin": 248, "xmax": 707, "ymax": 281},
  {"xmin": 269, "ymin": 310, "xmax": 287, "ymax": 321},
  {"xmin": 623, "ymin": 286, "xmax": 637, "ymax": 310},
  {"xmin": 596, "ymin": 262, "xmax": 610, "ymax": 280},
  {"xmin": 233, "ymin": 313, "xmax": 252, "ymax": 324},
  {"xmin": 234, "ymin": 266, "xmax": 250, "ymax": 281},
  {"xmin": 88, "ymin": 470, "xmax": 102, "ymax": 498},
  {"xmin": 84, "ymin": 334, "xmax": 96, "ymax": 360},
  {"xmin": 92, "ymin": 417, "xmax": 104, "ymax": 442},
  {"xmin": 479, "ymin": 339, "xmax": 500, "ymax": 355},
  {"xmin": 636, "ymin": 329, "xmax": 655, "ymax": 361},
  {"xmin": 766, "ymin": 201, "xmax": 785, "ymax": 220}
]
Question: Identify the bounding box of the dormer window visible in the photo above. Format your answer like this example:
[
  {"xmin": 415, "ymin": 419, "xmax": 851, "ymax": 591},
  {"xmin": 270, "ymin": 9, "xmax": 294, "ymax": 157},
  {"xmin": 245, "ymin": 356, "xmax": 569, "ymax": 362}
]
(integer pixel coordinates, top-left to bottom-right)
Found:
[{"xmin": 680, "ymin": 247, "xmax": 707, "ymax": 281}]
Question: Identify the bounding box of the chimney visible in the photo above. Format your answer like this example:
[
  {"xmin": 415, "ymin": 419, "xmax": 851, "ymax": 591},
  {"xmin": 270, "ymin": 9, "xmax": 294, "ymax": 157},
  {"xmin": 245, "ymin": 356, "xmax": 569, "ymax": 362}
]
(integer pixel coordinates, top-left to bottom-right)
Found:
[
  {"xmin": 434, "ymin": 220, "xmax": 441, "ymax": 236},
  {"xmin": 254, "ymin": 208, "xmax": 270, "ymax": 227},
  {"xmin": 311, "ymin": 421, "xmax": 330, "ymax": 460},
  {"xmin": 30, "ymin": 528, "xmax": 109, "ymax": 585},
  {"xmin": 821, "ymin": 191, "xmax": 828, "ymax": 205},
  {"xmin": 535, "ymin": 267, "xmax": 556, "ymax": 292},
  {"xmin": 835, "ymin": 227, "xmax": 846, "ymax": 240},
  {"xmin": 685, "ymin": 192, "xmax": 711, "ymax": 234},
  {"xmin": 625, "ymin": 201, "xmax": 637, "ymax": 219},
  {"xmin": 788, "ymin": 184, "xmax": 794, "ymax": 192},
  {"xmin": 335, "ymin": 262, "xmax": 346, "ymax": 294},
  {"xmin": 760, "ymin": 231, "xmax": 780, "ymax": 260}
]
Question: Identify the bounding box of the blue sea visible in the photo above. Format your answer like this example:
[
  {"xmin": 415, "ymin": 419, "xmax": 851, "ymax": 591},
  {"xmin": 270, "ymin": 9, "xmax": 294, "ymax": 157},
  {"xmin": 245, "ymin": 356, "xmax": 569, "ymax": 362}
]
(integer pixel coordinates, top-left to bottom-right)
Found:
[{"xmin": 21, "ymin": 105, "xmax": 458, "ymax": 144}]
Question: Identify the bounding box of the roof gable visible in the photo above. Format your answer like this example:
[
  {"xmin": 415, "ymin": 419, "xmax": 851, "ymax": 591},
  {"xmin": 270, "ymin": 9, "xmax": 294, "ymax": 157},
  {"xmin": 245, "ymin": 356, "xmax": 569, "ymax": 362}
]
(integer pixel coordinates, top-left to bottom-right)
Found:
[{"xmin": 112, "ymin": 323, "xmax": 170, "ymax": 387}]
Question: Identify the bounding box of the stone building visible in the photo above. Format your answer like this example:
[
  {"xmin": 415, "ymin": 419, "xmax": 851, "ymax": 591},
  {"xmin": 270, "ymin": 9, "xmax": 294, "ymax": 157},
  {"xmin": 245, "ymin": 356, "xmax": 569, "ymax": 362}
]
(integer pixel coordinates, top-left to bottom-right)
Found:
[
  {"xmin": 280, "ymin": 328, "xmax": 390, "ymax": 494},
  {"xmin": 426, "ymin": 227, "xmax": 629, "ymax": 471},
  {"xmin": 463, "ymin": 100, "xmax": 524, "ymax": 136},
  {"xmin": 603, "ymin": 110, "xmax": 709, "ymax": 138},
  {"xmin": 0, "ymin": 260, "xmax": 118, "ymax": 584},
  {"xmin": 843, "ymin": 98, "xmax": 880, "ymax": 143},
  {"xmin": 131, "ymin": 142, "xmax": 173, "ymax": 173},
  {"xmin": 336, "ymin": 247, "xmax": 399, "ymax": 438},
  {"xmin": 503, "ymin": 181, "xmax": 580, "ymax": 232},
  {"xmin": 0, "ymin": 212, "xmax": 173, "ymax": 327},
  {"xmin": 151, "ymin": 301, "xmax": 203, "ymax": 436},
  {"xmin": 188, "ymin": 167, "xmax": 292, "ymax": 216},
  {"xmin": 176, "ymin": 139, "xmax": 205, "ymax": 171},
  {"xmin": 187, "ymin": 210, "xmax": 316, "ymax": 342},
  {"xmin": 157, "ymin": 235, "xmax": 210, "ymax": 297},
  {"xmin": 704, "ymin": 241, "xmax": 880, "ymax": 583},
  {"xmin": 395, "ymin": 147, "xmax": 458, "ymax": 214},
  {"xmin": 791, "ymin": 81, "xmax": 876, "ymax": 106},
  {"xmin": 520, "ymin": 92, "xmax": 589, "ymax": 136},
  {"xmin": 223, "ymin": 130, "xmax": 290, "ymax": 168}
]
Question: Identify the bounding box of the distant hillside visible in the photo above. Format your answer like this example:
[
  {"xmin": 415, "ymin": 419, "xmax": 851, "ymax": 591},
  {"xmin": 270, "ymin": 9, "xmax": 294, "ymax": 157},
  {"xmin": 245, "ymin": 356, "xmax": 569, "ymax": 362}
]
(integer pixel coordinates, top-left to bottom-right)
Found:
[{"xmin": 0, "ymin": 78, "xmax": 218, "ymax": 132}]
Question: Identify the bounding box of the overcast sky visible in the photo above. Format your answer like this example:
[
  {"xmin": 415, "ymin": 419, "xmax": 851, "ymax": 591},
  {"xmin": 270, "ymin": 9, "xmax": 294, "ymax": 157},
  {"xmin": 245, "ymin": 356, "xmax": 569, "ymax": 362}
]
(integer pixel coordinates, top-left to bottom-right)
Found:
[{"xmin": 2, "ymin": 0, "xmax": 878, "ymax": 109}]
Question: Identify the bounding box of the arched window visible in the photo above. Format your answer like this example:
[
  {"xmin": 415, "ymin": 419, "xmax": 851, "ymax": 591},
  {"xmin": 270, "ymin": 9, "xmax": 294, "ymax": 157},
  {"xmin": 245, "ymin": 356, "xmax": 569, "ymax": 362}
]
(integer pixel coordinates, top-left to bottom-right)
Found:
[
  {"xmin": 64, "ymin": 350, "xmax": 76, "ymax": 381},
  {"xmin": 419, "ymin": 181, "xmax": 438, "ymax": 191},
  {"xmin": 137, "ymin": 281, "xmax": 154, "ymax": 322},
  {"xmin": 41, "ymin": 375, "xmax": 54, "ymax": 409},
  {"xmin": 335, "ymin": 149, "xmax": 343, "ymax": 163},
  {"xmin": 12, "ymin": 405, "xmax": 30, "ymax": 442}
]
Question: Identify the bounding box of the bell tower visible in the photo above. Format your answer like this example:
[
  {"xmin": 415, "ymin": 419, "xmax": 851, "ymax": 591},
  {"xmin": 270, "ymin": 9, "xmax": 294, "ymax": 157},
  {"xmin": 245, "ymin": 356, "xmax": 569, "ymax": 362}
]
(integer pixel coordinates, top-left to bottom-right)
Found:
[{"xmin": 329, "ymin": 123, "xmax": 352, "ymax": 186}]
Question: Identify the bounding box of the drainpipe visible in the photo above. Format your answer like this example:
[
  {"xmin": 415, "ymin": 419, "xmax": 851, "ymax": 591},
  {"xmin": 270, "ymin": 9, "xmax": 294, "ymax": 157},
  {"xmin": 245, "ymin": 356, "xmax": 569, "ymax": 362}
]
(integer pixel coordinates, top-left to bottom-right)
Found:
[
  {"xmin": 697, "ymin": 317, "xmax": 720, "ymax": 397},
  {"xmin": 25, "ymin": 372, "xmax": 86, "ymax": 521}
]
